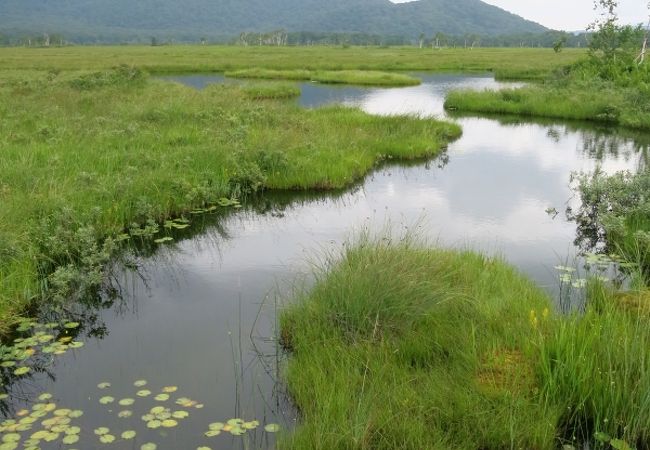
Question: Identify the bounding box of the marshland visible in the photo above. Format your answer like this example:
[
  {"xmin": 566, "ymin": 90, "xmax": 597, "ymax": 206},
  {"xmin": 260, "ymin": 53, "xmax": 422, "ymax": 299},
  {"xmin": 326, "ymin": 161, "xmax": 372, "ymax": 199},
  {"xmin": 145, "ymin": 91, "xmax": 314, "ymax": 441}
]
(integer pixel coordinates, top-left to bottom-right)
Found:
[{"xmin": 1, "ymin": 1, "xmax": 650, "ymax": 449}]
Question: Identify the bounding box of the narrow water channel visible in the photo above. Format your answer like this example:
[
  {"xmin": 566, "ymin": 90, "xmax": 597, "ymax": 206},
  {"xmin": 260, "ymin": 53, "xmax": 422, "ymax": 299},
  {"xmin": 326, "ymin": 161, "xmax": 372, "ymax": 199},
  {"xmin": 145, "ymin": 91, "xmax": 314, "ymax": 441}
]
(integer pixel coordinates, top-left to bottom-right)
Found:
[{"xmin": 1, "ymin": 74, "xmax": 648, "ymax": 449}]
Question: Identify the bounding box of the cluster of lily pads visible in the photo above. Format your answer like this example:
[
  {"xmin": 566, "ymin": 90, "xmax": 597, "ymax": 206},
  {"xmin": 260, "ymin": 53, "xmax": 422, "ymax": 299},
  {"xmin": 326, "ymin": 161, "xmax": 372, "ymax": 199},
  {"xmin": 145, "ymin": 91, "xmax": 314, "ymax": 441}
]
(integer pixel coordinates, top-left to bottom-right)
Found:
[
  {"xmin": 92, "ymin": 378, "xmax": 280, "ymax": 449},
  {"xmin": 0, "ymin": 320, "xmax": 82, "ymax": 380},
  {"xmin": 0, "ymin": 392, "xmax": 83, "ymax": 450},
  {"xmin": 204, "ymin": 418, "xmax": 280, "ymax": 438}
]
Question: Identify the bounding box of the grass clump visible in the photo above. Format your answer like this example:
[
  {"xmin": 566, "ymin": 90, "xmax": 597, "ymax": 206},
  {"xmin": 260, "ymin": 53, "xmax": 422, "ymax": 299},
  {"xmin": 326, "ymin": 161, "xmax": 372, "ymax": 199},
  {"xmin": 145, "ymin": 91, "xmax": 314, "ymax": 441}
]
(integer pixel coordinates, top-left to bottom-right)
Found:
[
  {"xmin": 280, "ymin": 238, "xmax": 556, "ymax": 449},
  {"xmin": 226, "ymin": 68, "xmax": 421, "ymax": 86},
  {"xmin": 241, "ymin": 82, "xmax": 301, "ymax": 100},
  {"xmin": 444, "ymin": 81, "xmax": 650, "ymax": 129},
  {"xmin": 0, "ymin": 68, "xmax": 460, "ymax": 331},
  {"xmin": 280, "ymin": 238, "xmax": 650, "ymax": 449}
]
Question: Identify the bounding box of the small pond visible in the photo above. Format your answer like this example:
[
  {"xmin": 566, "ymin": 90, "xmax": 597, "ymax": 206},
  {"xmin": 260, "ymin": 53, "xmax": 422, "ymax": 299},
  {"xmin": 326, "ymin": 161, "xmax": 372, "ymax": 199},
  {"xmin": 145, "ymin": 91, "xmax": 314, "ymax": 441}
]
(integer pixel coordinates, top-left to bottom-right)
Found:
[{"xmin": 1, "ymin": 73, "xmax": 648, "ymax": 449}]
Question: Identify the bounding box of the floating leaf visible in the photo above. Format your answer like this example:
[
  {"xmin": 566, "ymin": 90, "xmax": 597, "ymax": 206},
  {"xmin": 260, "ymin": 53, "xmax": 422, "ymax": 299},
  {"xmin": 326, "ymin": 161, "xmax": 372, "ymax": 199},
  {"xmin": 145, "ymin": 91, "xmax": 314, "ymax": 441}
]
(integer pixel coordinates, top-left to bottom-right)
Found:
[
  {"xmin": 208, "ymin": 422, "xmax": 224, "ymax": 431},
  {"xmin": 63, "ymin": 322, "xmax": 80, "ymax": 329},
  {"xmin": 154, "ymin": 237, "xmax": 174, "ymax": 244},
  {"xmin": 172, "ymin": 411, "xmax": 188, "ymax": 419},
  {"xmin": 97, "ymin": 382, "xmax": 111, "ymax": 389},
  {"xmin": 162, "ymin": 386, "xmax": 177, "ymax": 393},
  {"xmin": 227, "ymin": 418, "xmax": 244, "ymax": 427},
  {"xmin": 13, "ymin": 367, "xmax": 30, "ymax": 376},
  {"xmin": 204, "ymin": 430, "xmax": 221, "ymax": 437},
  {"xmin": 264, "ymin": 423, "xmax": 280, "ymax": 433},
  {"xmin": 2, "ymin": 433, "xmax": 20, "ymax": 442},
  {"xmin": 62, "ymin": 434, "xmax": 79, "ymax": 444},
  {"xmin": 0, "ymin": 362, "xmax": 16, "ymax": 368},
  {"xmin": 68, "ymin": 342, "xmax": 84, "ymax": 349},
  {"xmin": 147, "ymin": 420, "xmax": 162, "ymax": 429},
  {"xmin": 99, "ymin": 396, "xmax": 114, "ymax": 405},
  {"xmin": 134, "ymin": 380, "xmax": 147, "ymax": 387},
  {"xmin": 65, "ymin": 426, "xmax": 81, "ymax": 435},
  {"xmin": 136, "ymin": 390, "xmax": 151, "ymax": 397},
  {"xmin": 154, "ymin": 394, "xmax": 169, "ymax": 402},
  {"xmin": 68, "ymin": 410, "xmax": 83, "ymax": 419},
  {"xmin": 119, "ymin": 398, "xmax": 135, "ymax": 406},
  {"xmin": 94, "ymin": 427, "xmax": 110, "ymax": 436},
  {"xmin": 141, "ymin": 443, "xmax": 157, "ymax": 450},
  {"xmin": 243, "ymin": 420, "xmax": 259, "ymax": 430},
  {"xmin": 197, "ymin": 447, "xmax": 212, "ymax": 450},
  {"xmin": 100, "ymin": 434, "xmax": 115, "ymax": 444},
  {"xmin": 118, "ymin": 410, "xmax": 133, "ymax": 418},
  {"xmin": 150, "ymin": 406, "xmax": 165, "ymax": 415},
  {"xmin": 161, "ymin": 419, "xmax": 178, "ymax": 428},
  {"xmin": 121, "ymin": 430, "xmax": 137, "ymax": 440},
  {"xmin": 38, "ymin": 393, "xmax": 53, "ymax": 401}
]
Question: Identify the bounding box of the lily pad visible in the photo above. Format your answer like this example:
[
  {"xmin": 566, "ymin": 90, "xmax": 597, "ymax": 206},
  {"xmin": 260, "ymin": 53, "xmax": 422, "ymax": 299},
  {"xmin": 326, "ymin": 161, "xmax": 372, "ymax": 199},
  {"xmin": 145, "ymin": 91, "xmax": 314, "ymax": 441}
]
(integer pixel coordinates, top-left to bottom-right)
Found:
[
  {"xmin": 141, "ymin": 444, "xmax": 157, "ymax": 450},
  {"xmin": 172, "ymin": 411, "xmax": 189, "ymax": 419},
  {"xmin": 13, "ymin": 367, "xmax": 30, "ymax": 376},
  {"xmin": 134, "ymin": 380, "xmax": 147, "ymax": 387},
  {"xmin": 100, "ymin": 434, "xmax": 115, "ymax": 444},
  {"xmin": 154, "ymin": 394, "xmax": 169, "ymax": 402},
  {"xmin": 162, "ymin": 386, "xmax": 178, "ymax": 393},
  {"xmin": 62, "ymin": 434, "xmax": 79, "ymax": 444},
  {"xmin": 119, "ymin": 398, "xmax": 135, "ymax": 406},
  {"xmin": 264, "ymin": 423, "xmax": 280, "ymax": 433},
  {"xmin": 118, "ymin": 410, "xmax": 133, "ymax": 418},
  {"xmin": 205, "ymin": 430, "xmax": 221, "ymax": 437},
  {"xmin": 94, "ymin": 427, "xmax": 110, "ymax": 436},
  {"xmin": 136, "ymin": 390, "xmax": 151, "ymax": 397},
  {"xmin": 99, "ymin": 396, "xmax": 114, "ymax": 405},
  {"xmin": 161, "ymin": 419, "xmax": 178, "ymax": 428},
  {"xmin": 63, "ymin": 322, "xmax": 80, "ymax": 329},
  {"xmin": 97, "ymin": 382, "xmax": 111, "ymax": 389},
  {"xmin": 121, "ymin": 430, "xmax": 137, "ymax": 440}
]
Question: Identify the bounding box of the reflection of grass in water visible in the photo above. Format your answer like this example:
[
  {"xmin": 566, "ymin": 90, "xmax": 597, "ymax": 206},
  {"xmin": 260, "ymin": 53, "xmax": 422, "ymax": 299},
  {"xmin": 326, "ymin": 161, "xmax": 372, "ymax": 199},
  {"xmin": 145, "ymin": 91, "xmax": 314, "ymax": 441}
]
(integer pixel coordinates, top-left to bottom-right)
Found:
[{"xmin": 280, "ymin": 235, "xmax": 650, "ymax": 449}]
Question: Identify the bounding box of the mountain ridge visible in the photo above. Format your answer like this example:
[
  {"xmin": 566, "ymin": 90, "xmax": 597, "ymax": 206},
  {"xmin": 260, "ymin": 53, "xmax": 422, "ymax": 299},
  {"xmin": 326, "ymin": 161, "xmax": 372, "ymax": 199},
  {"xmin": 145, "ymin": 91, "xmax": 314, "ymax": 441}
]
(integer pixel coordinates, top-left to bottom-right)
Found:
[{"xmin": 0, "ymin": 0, "xmax": 548, "ymax": 41}]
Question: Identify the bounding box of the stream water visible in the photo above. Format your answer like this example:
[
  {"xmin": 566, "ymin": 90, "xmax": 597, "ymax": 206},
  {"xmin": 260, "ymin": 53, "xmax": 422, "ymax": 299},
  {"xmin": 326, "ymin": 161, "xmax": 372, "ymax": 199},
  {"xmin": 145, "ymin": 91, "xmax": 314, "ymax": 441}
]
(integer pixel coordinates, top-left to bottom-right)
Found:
[{"xmin": 1, "ymin": 74, "xmax": 648, "ymax": 449}]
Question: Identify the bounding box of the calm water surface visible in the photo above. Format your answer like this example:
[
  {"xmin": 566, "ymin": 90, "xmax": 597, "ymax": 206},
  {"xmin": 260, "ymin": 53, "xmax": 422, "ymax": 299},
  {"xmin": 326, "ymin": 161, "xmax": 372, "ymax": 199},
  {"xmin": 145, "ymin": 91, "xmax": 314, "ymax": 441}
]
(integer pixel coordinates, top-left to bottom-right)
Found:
[{"xmin": 2, "ymin": 74, "xmax": 648, "ymax": 449}]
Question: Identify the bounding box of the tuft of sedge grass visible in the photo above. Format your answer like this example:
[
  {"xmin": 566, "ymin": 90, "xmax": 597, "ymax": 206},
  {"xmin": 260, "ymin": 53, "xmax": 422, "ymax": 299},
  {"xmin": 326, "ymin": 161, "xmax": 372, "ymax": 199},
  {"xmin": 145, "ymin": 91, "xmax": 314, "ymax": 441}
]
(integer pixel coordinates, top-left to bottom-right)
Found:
[
  {"xmin": 0, "ymin": 68, "xmax": 460, "ymax": 329},
  {"xmin": 280, "ymin": 237, "xmax": 557, "ymax": 449},
  {"xmin": 225, "ymin": 68, "xmax": 421, "ymax": 87},
  {"xmin": 241, "ymin": 82, "xmax": 301, "ymax": 100},
  {"xmin": 538, "ymin": 279, "xmax": 650, "ymax": 447}
]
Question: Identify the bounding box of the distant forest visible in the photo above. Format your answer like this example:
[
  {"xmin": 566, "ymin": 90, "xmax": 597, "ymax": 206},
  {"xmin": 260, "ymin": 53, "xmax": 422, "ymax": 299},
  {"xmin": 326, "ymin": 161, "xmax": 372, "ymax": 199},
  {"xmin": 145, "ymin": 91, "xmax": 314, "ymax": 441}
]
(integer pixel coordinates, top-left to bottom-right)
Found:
[{"xmin": 0, "ymin": 30, "xmax": 588, "ymax": 49}]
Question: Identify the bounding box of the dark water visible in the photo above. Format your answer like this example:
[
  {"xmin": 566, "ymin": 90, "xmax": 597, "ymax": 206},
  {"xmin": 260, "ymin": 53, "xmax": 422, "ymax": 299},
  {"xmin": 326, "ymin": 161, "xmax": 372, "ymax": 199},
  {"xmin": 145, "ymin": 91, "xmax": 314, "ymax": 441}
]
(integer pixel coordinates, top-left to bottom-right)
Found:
[{"xmin": 1, "ymin": 74, "xmax": 648, "ymax": 450}]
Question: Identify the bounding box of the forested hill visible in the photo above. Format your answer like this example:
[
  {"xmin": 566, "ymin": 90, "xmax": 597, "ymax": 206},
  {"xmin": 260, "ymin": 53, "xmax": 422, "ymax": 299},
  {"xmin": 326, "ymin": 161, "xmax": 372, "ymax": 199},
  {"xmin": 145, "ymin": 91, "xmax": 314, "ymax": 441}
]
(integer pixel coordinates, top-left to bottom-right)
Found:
[{"xmin": 0, "ymin": 0, "xmax": 547, "ymax": 42}]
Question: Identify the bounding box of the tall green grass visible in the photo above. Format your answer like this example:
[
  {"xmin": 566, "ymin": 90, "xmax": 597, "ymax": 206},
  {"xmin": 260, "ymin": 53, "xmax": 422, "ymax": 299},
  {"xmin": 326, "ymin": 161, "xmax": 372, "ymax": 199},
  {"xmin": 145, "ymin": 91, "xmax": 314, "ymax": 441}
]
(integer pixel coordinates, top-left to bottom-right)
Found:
[
  {"xmin": 226, "ymin": 68, "xmax": 421, "ymax": 86},
  {"xmin": 0, "ymin": 67, "xmax": 461, "ymax": 331},
  {"xmin": 280, "ymin": 238, "xmax": 650, "ymax": 449},
  {"xmin": 444, "ymin": 82, "xmax": 650, "ymax": 130}
]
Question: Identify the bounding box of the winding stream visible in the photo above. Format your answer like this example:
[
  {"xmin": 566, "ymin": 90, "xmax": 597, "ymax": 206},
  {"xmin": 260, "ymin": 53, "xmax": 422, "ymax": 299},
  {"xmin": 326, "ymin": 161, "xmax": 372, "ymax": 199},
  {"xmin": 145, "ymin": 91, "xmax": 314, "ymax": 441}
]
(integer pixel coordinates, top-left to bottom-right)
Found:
[{"xmin": 1, "ymin": 74, "xmax": 648, "ymax": 449}]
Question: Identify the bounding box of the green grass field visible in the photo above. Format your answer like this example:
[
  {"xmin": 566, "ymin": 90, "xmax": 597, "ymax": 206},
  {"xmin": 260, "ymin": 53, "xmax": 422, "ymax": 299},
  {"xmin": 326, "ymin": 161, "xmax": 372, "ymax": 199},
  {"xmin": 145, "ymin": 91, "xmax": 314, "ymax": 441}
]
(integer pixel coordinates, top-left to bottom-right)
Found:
[
  {"xmin": 0, "ymin": 46, "xmax": 584, "ymax": 77},
  {"xmin": 280, "ymin": 238, "xmax": 650, "ymax": 449},
  {"xmin": 0, "ymin": 65, "xmax": 460, "ymax": 330}
]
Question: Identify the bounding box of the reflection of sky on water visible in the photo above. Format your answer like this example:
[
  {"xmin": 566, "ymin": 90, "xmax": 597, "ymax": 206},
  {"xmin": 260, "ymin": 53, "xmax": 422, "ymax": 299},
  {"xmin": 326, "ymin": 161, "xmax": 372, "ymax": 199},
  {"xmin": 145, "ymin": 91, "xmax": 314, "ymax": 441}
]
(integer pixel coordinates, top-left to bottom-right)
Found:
[{"xmin": 9, "ymin": 74, "xmax": 648, "ymax": 450}]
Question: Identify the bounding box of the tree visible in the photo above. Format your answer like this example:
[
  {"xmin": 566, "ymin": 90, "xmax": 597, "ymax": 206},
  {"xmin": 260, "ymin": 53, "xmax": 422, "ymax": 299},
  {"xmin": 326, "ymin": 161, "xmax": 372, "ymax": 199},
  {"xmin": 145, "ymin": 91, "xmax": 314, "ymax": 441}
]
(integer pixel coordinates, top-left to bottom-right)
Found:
[
  {"xmin": 553, "ymin": 36, "xmax": 567, "ymax": 53},
  {"xmin": 418, "ymin": 32, "xmax": 425, "ymax": 49}
]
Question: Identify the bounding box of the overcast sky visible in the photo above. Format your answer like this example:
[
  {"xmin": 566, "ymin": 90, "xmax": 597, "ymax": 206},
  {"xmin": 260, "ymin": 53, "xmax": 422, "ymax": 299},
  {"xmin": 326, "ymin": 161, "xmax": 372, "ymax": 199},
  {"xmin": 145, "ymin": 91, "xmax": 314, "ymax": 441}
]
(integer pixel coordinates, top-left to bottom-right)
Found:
[{"xmin": 391, "ymin": 0, "xmax": 648, "ymax": 31}]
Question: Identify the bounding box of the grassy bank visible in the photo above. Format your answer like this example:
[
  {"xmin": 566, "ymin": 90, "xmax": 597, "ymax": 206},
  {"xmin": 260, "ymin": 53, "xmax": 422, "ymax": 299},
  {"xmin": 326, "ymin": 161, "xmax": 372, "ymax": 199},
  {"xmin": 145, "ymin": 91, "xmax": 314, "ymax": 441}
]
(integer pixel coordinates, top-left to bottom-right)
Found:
[
  {"xmin": 0, "ymin": 46, "xmax": 583, "ymax": 78},
  {"xmin": 280, "ymin": 239, "xmax": 650, "ymax": 449},
  {"xmin": 241, "ymin": 81, "xmax": 301, "ymax": 99},
  {"xmin": 225, "ymin": 68, "xmax": 421, "ymax": 86},
  {"xmin": 0, "ymin": 66, "xmax": 461, "ymax": 331},
  {"xmin": 445, "ymin": 81, "xmax": 650, "ymax": 130}
]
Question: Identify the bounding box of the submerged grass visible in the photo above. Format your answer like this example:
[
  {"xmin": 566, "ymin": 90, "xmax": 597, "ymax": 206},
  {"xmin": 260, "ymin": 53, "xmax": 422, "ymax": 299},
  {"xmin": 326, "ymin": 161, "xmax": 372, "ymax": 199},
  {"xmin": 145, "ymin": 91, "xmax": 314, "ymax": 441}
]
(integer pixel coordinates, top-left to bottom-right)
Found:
[
  {"xmin": 226, "ymin": 68, "xmax": 421, "ymax": 86},
  {"xmin": 280, "ymin": 238, "xmax": 650, "ymax": 449},
  {"xmin": 0, "ymin": 67, "xmax": 461, "ymax": 330}
]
